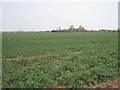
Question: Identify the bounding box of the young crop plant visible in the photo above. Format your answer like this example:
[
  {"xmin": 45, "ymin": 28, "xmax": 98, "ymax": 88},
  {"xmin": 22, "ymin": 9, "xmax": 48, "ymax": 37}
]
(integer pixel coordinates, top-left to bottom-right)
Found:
[{"xmin": 2, "ymin": 32, "xmax": 118, "ymax": 88}]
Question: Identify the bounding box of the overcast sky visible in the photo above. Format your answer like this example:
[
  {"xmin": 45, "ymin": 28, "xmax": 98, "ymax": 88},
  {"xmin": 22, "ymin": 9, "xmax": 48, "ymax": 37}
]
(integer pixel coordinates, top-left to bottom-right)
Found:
[{"xmin": 0, "ymin": 0, "xmax": 119, "ymax": 31}]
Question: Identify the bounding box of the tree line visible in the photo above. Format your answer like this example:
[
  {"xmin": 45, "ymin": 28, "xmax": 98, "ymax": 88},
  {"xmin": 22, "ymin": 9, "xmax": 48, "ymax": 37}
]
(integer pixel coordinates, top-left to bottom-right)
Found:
[{"xmin": 52, "ymin": 25, "xmax": 86, "ymax": 32}]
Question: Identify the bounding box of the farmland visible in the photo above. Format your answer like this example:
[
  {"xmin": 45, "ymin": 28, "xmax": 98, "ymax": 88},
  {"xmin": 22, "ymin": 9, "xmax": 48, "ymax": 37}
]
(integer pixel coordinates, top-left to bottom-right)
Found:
[{"xmin": 2, "ymin": 32, "xmax": 118, "ymax": 88}]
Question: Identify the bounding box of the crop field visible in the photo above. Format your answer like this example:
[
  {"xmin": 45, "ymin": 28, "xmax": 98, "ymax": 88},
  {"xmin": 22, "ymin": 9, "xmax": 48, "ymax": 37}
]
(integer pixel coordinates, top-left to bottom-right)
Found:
[{"xmin": 2, "ymin": 32, "xmax": 118, "ymax": 88}]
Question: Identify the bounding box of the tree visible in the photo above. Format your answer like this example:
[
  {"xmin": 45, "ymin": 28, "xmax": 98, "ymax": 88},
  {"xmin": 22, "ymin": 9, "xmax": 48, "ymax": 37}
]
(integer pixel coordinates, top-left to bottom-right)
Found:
[
  {"xmin": 78, "ymin": 25, "xmax": 85, "ymax": 31},
  {"xmin": 69, "ymin": 25, "xmax": 74, "ymax": 31},
  {"xmin": 51, "ymin": 30, "xmax": 57, "ymax": 32},
  {"xmin": 58, "ymin": 27, "xmax": 61, "ymax": 30}
]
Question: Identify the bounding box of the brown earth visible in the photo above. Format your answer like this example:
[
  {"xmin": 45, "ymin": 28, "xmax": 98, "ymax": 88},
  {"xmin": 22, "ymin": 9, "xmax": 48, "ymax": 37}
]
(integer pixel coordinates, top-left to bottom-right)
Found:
[
  {"xmin": 5, "ymin": 53, "xmax": 58, "ymax": 61},
  {"xmin": 88, "ymin": 79, "xmax": 119, "ymax": 88}
]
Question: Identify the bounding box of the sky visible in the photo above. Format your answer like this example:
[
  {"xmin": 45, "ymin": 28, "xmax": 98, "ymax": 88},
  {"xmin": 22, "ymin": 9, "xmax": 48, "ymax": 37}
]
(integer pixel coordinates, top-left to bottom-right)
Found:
[
  {"xmin": 0, "ymin": 0, "xmax": 119, "ymax": 31},
  {"xmin": 118, "ymin": 1, "xmax": 120, "ymax": 30}
]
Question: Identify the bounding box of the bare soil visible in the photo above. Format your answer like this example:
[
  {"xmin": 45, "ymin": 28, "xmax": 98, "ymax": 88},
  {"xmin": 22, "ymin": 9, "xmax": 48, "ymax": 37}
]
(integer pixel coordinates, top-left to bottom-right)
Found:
[
  {"xmin": 88, "ymin": 79, "xmax": 119, "ymax": 88},
  {"xmin": 5, "ymin": 53, "xmax": 58, "ymax": 61}
]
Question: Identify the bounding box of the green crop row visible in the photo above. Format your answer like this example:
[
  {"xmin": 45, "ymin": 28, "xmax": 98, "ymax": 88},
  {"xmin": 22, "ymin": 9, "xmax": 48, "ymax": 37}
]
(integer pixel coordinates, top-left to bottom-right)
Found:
[{"xmin": 2, "ymin": 32, "xmax": 118, "ymax": 88}]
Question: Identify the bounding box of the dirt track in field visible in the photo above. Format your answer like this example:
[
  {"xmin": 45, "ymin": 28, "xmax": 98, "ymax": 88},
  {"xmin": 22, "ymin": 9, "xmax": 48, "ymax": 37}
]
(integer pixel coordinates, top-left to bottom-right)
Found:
[{"xmin": 88, "ymin": 79, "xmax": 119, "ymax": 88}]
